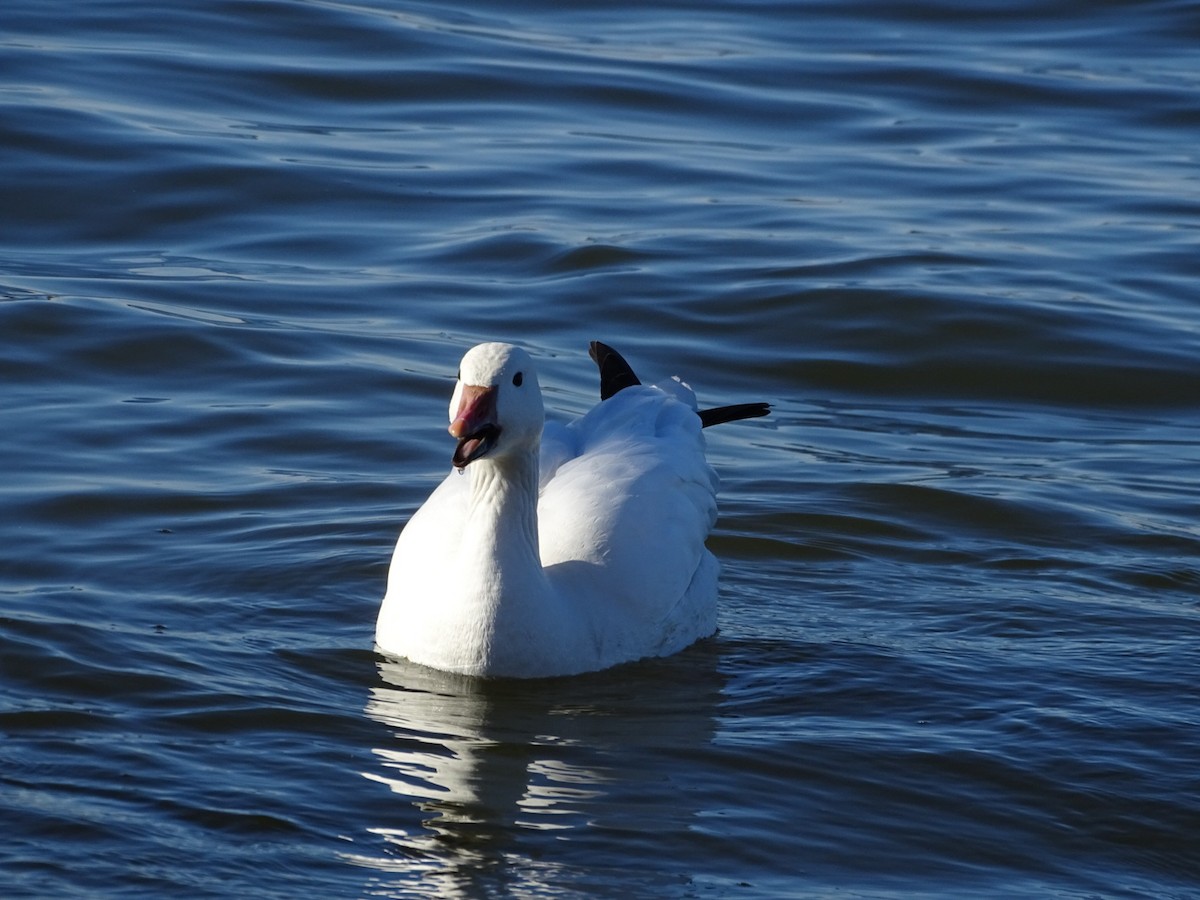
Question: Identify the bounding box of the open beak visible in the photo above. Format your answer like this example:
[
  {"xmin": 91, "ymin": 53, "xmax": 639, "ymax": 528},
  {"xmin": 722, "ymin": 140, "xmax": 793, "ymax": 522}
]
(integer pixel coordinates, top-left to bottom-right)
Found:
[{"xmin": 450, "ymin": 384, "xmax": 500, "ymax": 469}]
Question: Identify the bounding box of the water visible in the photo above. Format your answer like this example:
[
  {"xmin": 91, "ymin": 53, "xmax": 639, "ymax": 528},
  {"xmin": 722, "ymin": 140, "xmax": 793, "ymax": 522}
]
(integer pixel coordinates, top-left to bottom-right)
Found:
[{"xmin": 2, "ymin": 0, "xmax": 1198, "ymax": 896}]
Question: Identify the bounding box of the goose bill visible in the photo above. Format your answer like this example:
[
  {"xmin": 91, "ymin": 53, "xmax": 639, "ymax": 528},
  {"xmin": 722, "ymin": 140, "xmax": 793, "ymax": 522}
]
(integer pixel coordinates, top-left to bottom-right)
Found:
[{"xmin": 450, "ymin": 384, "xmax": 501, "ymax": 468}]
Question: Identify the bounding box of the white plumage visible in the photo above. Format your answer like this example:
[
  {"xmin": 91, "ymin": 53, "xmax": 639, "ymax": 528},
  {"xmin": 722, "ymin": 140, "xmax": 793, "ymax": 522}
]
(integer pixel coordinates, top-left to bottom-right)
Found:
[{"xmin": 375, "ymin": 341, "xmax": 766, "ymax": 678}]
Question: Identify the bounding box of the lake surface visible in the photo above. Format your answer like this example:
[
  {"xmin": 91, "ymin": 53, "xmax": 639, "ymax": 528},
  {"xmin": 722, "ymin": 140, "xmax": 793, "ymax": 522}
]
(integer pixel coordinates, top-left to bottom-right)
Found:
[{"xmin": 2, "ymin": 0, "xmax": 1198, "ymax": 897}]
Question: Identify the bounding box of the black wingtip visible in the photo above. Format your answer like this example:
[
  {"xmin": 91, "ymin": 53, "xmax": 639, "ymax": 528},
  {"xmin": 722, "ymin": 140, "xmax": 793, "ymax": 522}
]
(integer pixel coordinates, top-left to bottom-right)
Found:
[
  {"xmin": 588, "ymin": 341, "xmax": 642, "ymax": 400},
  {"xmin": 698, "ymin": 402, "xmax": 771, "ymax": 428},
  {"xmin": 589, "ymin": 342, "xmax": 769, "ymax": 427}
]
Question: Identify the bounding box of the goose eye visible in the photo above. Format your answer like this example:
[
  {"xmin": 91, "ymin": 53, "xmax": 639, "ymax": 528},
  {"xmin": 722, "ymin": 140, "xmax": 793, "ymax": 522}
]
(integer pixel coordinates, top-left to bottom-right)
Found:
[{"xmin": 512, "ymin": 371, "xmax": 524, "ymax": 387}]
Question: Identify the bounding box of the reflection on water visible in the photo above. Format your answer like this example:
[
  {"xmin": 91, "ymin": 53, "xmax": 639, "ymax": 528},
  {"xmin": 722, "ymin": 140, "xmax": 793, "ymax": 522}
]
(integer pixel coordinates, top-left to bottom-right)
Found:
[{"xmin": 352, "ymin": 650, "xmax": 724, "ymax": 898}]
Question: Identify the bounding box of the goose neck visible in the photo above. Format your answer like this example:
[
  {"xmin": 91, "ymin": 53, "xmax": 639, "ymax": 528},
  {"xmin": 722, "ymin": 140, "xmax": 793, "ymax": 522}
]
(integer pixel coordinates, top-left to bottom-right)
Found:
[{"xmin": 464, "ymin": 448, "xmax": 541, "ymax": 566}]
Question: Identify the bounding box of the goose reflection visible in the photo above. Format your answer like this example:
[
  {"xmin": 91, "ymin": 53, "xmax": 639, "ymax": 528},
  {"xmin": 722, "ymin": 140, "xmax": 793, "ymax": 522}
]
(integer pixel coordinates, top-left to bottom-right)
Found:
[{"xmin": 353, "ymin": 645, "xmax": 724, "ymax": 898}]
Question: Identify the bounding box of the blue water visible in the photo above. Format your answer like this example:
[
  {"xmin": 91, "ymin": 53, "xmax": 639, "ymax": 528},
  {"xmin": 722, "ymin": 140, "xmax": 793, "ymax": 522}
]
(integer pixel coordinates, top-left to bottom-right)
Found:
[{"xmin": 2, "ymin": 0, "xmax": 1199, "ymax": 897}]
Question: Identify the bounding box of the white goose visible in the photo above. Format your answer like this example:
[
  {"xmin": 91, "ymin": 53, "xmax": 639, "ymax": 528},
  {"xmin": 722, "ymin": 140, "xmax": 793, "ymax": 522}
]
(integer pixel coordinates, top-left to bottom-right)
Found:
[{"xmin": 376, "ymin": 341, "xmax": 768, "ymax": 678}]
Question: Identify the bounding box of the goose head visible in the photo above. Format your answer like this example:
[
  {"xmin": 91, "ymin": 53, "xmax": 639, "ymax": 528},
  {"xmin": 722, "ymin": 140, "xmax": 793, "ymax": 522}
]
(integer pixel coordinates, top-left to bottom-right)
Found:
[{"xmin": 449, "ymin": 342, "xmax": 544, "ymax": 469}]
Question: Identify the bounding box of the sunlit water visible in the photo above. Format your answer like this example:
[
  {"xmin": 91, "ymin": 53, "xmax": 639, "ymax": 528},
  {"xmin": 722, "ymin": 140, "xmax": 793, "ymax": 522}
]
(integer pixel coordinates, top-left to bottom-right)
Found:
[{"xmin": 2, "ymin": 1, "xmax": 1198, "ymax": 897}]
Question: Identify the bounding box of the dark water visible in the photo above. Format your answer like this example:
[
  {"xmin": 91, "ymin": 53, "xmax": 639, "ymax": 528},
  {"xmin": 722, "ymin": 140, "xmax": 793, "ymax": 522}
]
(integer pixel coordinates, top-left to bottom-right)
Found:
[{"xmin": 2, "ymin": 0, "xmax": 1199, "ymax": 897}]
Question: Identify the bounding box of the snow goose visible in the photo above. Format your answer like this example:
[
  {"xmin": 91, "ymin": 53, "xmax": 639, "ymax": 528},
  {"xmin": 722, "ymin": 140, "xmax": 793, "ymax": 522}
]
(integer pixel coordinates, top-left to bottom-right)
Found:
[{"xmin": 376, "ymin": 341, "xmax": 768, "ymax": 678}]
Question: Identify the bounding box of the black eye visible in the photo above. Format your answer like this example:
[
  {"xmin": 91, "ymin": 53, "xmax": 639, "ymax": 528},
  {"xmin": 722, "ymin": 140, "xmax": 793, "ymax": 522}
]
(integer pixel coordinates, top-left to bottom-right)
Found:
[{"xmin": 512, "ymin": 371, "xmax": 524, "ymax": 387}]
